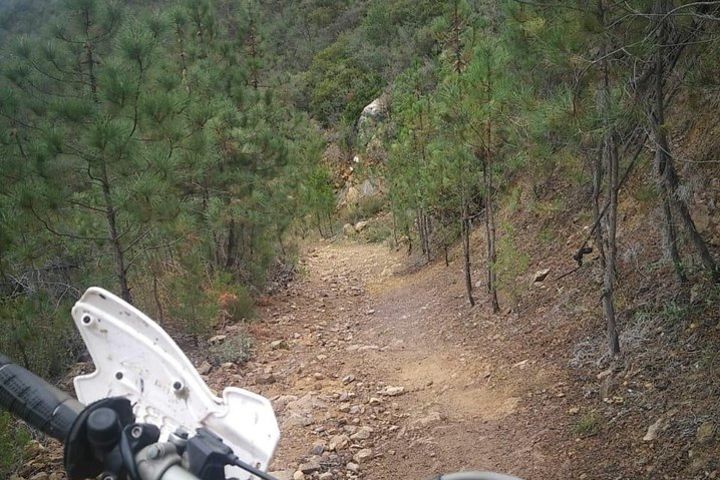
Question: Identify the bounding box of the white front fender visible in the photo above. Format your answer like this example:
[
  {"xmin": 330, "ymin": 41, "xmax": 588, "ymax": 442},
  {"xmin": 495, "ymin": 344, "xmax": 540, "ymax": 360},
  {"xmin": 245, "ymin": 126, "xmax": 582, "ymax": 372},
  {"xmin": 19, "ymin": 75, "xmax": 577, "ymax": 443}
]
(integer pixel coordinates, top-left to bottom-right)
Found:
[{"xmin": 71, "ymin": 287, "xmax": 280, "ymax": 479}]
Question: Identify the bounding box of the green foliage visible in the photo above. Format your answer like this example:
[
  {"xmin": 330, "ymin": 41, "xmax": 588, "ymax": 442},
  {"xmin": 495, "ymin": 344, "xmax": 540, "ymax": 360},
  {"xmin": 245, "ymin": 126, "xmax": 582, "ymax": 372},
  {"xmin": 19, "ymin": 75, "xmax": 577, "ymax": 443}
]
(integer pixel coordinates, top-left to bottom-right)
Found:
[
  {"xmin": 165, "ymin": 268, "xmax": 219, "ymax": 336},
  {"xmin": 305, "ymin": 35, "xmax": 384, "ymax": 126},
  {"xmin": 632, "ymin": 182, "xmax": 659, "ymax": 203},
  {"xmin": 0, "ymin": 0, "xmax": 335, "ymax": 375},
  {"xmin": 208, "ymin": 334, "xmax": 253, "ymax": 366},
  {"xmin": 537, "ymin": 224, "xmax": 557, "ymax": 247},
  {"xmin": 0, "ymin": 295, "xmax": 82, "ymax": 379},
  {"xmin": 495, "ymin": 222, "xmax": 530, "ymax": 307},
  {"xmin": 505, "ymin": 186, "xmax": 523, "ymax": 214},
  {"xmin": 363, "ymin": 221, "xmax": 393, "ymax": 244},
  {"xmin": 213, "ymin": 274, "xmax": 255, "ymax": 323},
  {"xmin": 573, "ymin": 412, "xmax": 601, "ymax": 437},
  {"xmin": 341, "ymin": 195, "xmax": 386, "ymax": 226},
  {"xmin": 296, "ymin": 161, "xmax": 337, "ymax": 238},
  {"xmin": 276, "ymin": 0, "xmax": 447, "ymax": 127},
  {"xmin": 0, "ymin": 412, "xmax": 30, "ymax": 478}
]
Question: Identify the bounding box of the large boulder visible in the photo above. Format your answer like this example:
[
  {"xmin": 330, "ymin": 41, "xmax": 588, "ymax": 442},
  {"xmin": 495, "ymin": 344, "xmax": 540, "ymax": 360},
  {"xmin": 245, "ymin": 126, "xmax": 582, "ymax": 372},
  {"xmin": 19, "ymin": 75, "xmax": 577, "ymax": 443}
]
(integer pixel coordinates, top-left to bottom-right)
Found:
[
  {"xmin": 359, "ymin": 178, "xmax": 377, "ymax": 197},
  {"xmin": 357, "ymin": 95, "xmax": 389, "ymax": 149},
  {"xmin": 336, "ymin": 175, "xmax": 383, "ymax": 210}
]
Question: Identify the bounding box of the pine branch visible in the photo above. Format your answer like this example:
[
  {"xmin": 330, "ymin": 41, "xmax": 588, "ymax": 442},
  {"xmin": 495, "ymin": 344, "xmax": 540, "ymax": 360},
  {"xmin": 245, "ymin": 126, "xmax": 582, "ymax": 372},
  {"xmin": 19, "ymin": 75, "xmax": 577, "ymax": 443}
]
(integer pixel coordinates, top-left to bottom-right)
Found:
[{"xmin": 28, "ymin": 204, "xmax": 107, "ymax": 242}]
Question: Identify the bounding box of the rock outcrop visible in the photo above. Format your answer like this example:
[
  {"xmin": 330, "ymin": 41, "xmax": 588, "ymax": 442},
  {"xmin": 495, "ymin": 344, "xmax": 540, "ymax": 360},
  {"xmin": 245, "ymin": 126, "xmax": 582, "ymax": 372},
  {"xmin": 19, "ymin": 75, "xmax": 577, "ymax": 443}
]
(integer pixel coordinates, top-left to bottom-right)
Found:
[{"xmin": 356, "ymin": 95, "xmax": 388, "ymax": 149}]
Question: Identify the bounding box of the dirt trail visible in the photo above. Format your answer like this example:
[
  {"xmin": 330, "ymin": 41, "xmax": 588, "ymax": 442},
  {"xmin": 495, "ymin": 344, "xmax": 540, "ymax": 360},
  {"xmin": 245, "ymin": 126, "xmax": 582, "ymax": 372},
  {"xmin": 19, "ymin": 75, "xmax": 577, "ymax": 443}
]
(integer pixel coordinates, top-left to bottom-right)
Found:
[{"xmin": 212, "ymin": 240, "xmax": 574, "ymax": 480}]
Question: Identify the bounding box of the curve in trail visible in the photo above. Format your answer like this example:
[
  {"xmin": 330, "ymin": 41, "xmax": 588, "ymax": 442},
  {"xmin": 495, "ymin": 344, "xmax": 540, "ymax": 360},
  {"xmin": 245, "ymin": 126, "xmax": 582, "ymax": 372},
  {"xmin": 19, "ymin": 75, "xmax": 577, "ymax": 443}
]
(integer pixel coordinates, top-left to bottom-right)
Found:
[{"xmin": 211, "ymin": 241, "xmax": 572, "ymax": 480}]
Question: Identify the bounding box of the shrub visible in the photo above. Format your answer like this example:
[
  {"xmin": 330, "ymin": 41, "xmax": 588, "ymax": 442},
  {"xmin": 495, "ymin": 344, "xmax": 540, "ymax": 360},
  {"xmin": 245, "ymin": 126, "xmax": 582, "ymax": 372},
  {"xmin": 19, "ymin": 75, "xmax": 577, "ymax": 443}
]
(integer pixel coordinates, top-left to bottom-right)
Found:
[
  {"xmin": 165, "ymin": 269, "xmax": 255, "ymax": 335},
  {"xmin": 495, "ymin": 222, "xmax": 531, "ymax": 307},
  {"xmin": 0, "ymin": 294, "xmax": 81, "ymax": 379},
  {"xmin": 165, "ymin": 271, "xmax": 220, "ymax": 336},
  {"xmin": 0, "ymin": 412, "xmax": 30, "ymax": 478},
  {"xmin": 214, "ymin": 279, "xmax": 254, "ymax": 324},
  {"xmin": 208, "ymin": 334, "xmax": 253, "ymax": 366},
  {"xmin": 573, "ymin": 412, "xmax": 601, "ymax": 437},
  {"xmin": 364, "ymin": 222, "xmax": 392, "ymax": 243},
  {"xmin": 341, "ymin": 195, "xmax": 386, "ymax": 225}
]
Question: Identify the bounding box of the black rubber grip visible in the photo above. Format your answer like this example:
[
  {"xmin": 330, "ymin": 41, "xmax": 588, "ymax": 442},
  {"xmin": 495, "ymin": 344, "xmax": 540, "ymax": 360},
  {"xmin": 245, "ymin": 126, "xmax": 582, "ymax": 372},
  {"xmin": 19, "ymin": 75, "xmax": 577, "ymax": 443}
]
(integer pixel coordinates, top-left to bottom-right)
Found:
[{"xmin": 0, "ymin": 354, "xmax": 83, "ymax": 441}]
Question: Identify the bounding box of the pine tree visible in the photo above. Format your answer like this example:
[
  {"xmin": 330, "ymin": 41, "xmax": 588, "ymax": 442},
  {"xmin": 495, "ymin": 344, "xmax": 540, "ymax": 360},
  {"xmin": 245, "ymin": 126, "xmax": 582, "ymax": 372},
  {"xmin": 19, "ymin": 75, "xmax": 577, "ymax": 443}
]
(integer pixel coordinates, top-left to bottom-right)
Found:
[
  {"xmin": 435, "ymin": 0, "xmax": 477, "ymax": 307},
  {"xmin": 0, "ymin": 0, "xmax": 187, "ymax": 304},
  {"xmin": 639, "ymin": 0, "xmax": 720, "ymax": 283}
]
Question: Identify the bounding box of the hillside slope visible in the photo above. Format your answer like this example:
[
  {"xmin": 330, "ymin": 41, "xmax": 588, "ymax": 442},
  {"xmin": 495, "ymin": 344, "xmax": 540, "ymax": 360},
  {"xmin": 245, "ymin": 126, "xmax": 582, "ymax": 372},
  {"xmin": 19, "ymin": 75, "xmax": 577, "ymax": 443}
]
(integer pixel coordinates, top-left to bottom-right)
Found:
[
  {"xmin": 11, "ymin": 175, "xmax": 719, "ymax": 480},
  {"xmin": 200, "ymin": 178, "xmax": 719, "ymax": 480}
]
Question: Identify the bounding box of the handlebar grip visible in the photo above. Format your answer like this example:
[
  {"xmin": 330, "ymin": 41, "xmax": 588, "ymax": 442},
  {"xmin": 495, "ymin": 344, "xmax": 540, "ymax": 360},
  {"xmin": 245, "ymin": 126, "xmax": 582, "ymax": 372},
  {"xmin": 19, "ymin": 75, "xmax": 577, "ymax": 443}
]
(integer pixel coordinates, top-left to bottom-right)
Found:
[{"xmin": 0, "ymin": 354, "xmax": 83, "ymax": 441}]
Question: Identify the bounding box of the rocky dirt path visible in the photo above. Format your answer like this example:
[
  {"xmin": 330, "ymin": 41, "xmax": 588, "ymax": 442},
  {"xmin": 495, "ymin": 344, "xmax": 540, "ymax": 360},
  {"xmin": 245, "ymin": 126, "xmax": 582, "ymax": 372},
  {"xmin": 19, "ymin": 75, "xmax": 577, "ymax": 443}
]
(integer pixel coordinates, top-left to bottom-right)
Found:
[{"xmin": 208, "ymin": 240, "xmax": 575, "ymax": 480}]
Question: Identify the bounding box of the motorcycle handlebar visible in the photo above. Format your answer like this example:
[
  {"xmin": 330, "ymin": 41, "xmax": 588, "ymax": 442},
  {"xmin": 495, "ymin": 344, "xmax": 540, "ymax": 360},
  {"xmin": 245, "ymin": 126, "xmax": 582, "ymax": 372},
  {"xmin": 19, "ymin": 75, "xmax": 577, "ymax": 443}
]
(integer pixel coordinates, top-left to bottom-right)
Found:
[{"xmin": 0, "ymin": 354, "xmax": 83, "ymax": 441}]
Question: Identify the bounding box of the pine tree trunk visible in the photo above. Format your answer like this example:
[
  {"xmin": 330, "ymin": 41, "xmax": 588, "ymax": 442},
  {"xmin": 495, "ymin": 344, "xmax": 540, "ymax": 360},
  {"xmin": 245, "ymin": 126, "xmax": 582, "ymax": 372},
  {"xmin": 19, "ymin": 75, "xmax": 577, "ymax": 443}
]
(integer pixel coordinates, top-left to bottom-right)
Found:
[
  {"xmin": 226, "ymin": 219, "xmax": 237, "ymax": 269},
  {"xmin": 249, "ymin": 225, "xmax": 256, "ymax": 257},
  {"xmin": 392, "ymin": 211, "xmax": 399, "ymax": 247},
  {"xmin": 483, "ymin": 123, "xmax": 500, "ymax": 313},
  {"xmin": 601, "ymin": 133, "xmax": 620, "ymax": 356},
  {"xmin": 416, "ymin": 211, "xmax": 424, "ymax": 256},
  {"xmin": 84, "ymin": 29, "xmax": 132, "ymax": 304},
  {"xmin": 424, "ymin": 213, "xmax": 432, "ymax": 263},
  {"xmin": 487, "ymin": 69, "xmax": 500, "ymax": 314},
  {"xmin": 152, "ymin": 271, "xmax": 164, "ymax": 322},
  {"xmin": 315, "ymin": 211, "xmax": 325, "ymax": 238},
  {"xmin": 487, "ymin": 197, "xmax": 500, "ymax": 314},
  {"xmin": 417, "ymin": 209, "xmax": 431, "ymax": 262},
  {"xmin": 652, "ymin": 1, "xmax": 685, "ymax": 285},
  {"xmin": 598, "ymin": 2, "xmax": 619, "ymax": 355},
  {"xmin": 326, "ymin": 212, "xmax": 334, "ymax": 236},
  {"xmin": 660, "ymin": 197, "xmax": 686, "ymax": 283},
  {"xmin": 462, "ymin": 203, "xmax": 475, "ymax": 307},
  {"xmin": 592, "ymin": 154, "xmax": 606, "ymax": 268},
  {"xmin": 483, "ymin": 161, "xmax": 500, "ymax": 314},
  {"xmin": 652, "ymin": 1, "xmax": 718, "ymax": 282},
  {"xmin": 101, "ymin": 170, "xmax": 132, "ymax": 304},
  {"xmin": 667, "ymin": 166, "xmax": 719, "ymax": 282}
]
